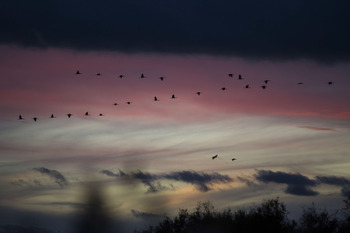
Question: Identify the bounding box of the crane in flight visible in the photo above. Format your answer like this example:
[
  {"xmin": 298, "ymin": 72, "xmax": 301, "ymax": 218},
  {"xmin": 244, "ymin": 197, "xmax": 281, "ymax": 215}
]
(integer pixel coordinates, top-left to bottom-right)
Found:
[
  {"xmin": 33, "ymin": 117, "xmax": 38, "ymax": 122},
  {"xmin": 50, "ymin": 114, "xmax": 55, "ymax": 118},
  {"xmin": 154, "ymin": 96, "xmax": 159, "ymax": 101},
  {"xmin": 18, "ymin": 115, "xmax": 23, "ymax": 120},
  {"xmin": 196, "ymin": 91, "xmax": 202, "ymax": 96},
  {"xmin": 212, "ymin": 154, "xmax": 218, "ymax": 160},
  {"xmin": 75, "ymin": 70, "xmax": 81, "ymax": 75},
  {"xmin": 67, "ymin": 113, "xmax": 72, "ymax": 118}
]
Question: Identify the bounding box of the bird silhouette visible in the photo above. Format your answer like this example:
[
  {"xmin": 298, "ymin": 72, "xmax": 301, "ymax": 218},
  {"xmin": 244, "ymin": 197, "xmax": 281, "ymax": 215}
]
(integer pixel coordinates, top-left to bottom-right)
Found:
[
  {"xmin": 67, "ymin": 113, "xmax": 72, "ymax": 118},
  {"xmin": 328, "ymin": 81, "xmax": 334, "ymax": 85},
  {"xmin": 221, "ymin": 87, "xmax": 226, "ymax": 91},
  {"xmin": 264, "ymin": 80, "xmax": 270, "ymax": 84},
  {"xmin": 171, "ymin": 94, "xmax": 177, "ymax": 99},
  {"xmin": 33, "ymin": 117, "xmax": 38, "ymax": 122},
  {"xmin": 126, "ymin": 101, "xmax": 132, "ymax": 105},
  {"xmin": 75, "ymin": 70, "xmax": 81, "ymax": 75},
  {"xmin": 232, "ymin": 158, "xmax": 237, "ymax": 161},
  {"xmin": 18, "ymin": 115, "xmax": 23, "ymax": 120},
  {"xmin": 238, "ymin": 74, "xmax": 243, "ymax": 80},
  {"xmin": 119, "ymin": 74, "xmax": 125, "ymax": 79},
  {"xmin": 159, "ymin": 77, "xmax": 165, "ymax": 81},
  {"xmin": 50, "ymin": 114, "xmax": 55, "ymax": 118},
  {"xmin": 99, "ymin": 113, "xmax": 104, "ymax": 116},
  {"xmin": 196, "ymin": 91, "xmax": 202, "ymax": 96},
  {"xmin": 113, "ymin": 103, "xmax": 119, "ymax": 106},
  {"xmin": 261, "ymin": 85, "xmax": 267, "ymax": 89},
  {"xmin": 228, "ymin": 73, "xmax": 233, "ymax": 77},
  {"xmin": 85, "ymin": 112, "xmax": 90, "ymax": 116},
  {"xmin": 154, "ymin": 96, "xmax": 159, "ymax": 101},
  {"xmin": 212, "ymin": 154, "xmax": 218, "ymax": 160},
  {"xmin": 140, "ymin": 73, "xmax": 145, "ymax": 79},
  {"xmin": 297, "ymin": 82, "xmax": 304, "ymax": 85},
  {"xmin": 245, "ymin": 85, "xmax": 250, "ymax": 89},
  {"xmin": 96, "ymin": 73, "xmax": 102, "ymax": 76}
]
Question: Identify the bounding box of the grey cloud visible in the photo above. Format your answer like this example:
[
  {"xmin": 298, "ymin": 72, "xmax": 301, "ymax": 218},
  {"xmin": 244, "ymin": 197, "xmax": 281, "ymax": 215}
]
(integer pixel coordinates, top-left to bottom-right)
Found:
[
  {"xmin": 316, "ymin": 176, "xmax": 350, "ymax": 196},
  {"xmin": 100, "ymin": 169, "xmax": 126, "ymax": 178},
  {"xmin": 163, "ymin": 170, "xmax": 233, "ymax": 192},
  {"xmin": 11, "ymin": 179, "xmax": 42, "ymax": 187},
  {"xmin": 1, "ymin": 0, "xmax": 349, "ymax": 62},
  {"xmin": 33, "ymin": 167, "xmax": 68, "ymax": 187},
  {"xmin": 100, "ymin": 169, "xmax": 233, "ymax": 193},
  {"xmin": 255, "ymin": 170, "xmax": 318, "ymax": 196},
  {"xmin": 131, "ymin": 209, "xmax": 161, "ymax": 219}
]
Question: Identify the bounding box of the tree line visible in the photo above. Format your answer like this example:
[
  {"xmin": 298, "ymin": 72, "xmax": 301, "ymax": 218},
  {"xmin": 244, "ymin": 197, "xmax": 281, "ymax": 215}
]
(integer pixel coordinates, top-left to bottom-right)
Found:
[{"xmin": 136, "ymin": 196, "xmax": 350, "ymax": 233}]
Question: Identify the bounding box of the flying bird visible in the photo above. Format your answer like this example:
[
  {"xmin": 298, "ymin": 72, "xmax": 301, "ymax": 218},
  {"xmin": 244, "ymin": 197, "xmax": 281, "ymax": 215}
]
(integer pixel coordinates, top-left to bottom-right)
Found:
[
  {"xmin": 221, "ymin": 87, "xmax": 226, "ymax": 91},
  {"xmin": 67, "ymin": 113, "xmax": 72, "ymax": 118},
  {"xmin": 245, "ymin": 85, "xmax": 250, "ymax": 89},
  {"xmin": 50, "ymin": 114, "xmax": 55, "ymax": 118},
  {"xmin": 126, "ymin": 101, "xmax": 132, "ymax": 105},
  {"xmin": 96, "ymin": 73, "xmax": 102, "ymax": 76},
  {"xmin": 238, "ymin": 74, "xmax": 243, "ymax": 80},
  {"xmin": 171, "ymin": 94, "xmax": 177, "ymax": 99},
  {"xmin": 264, "ymin": 80, "xmax": 271, "ymax": 84},
  {"xmin": 85, "ymin": 112, "xmax": 90, "ymax": 116},
  {"xmin": 33, "ymin": 117, "xmax": 38, "ymax": 122},
  {"xmin": 328, "ymin": 81, "xmax": 334, "ymax": 85},
  {"xmin": 212, "ymin": 154, "xmax": 218, "ymax": 160},
  {"xmin": 18, "ymin": 115, "xmax": 23, "ymax": 120},
  {"xmin": 99, "ymin": 113, "xmax": 104, "ymax": 116},
  {"xmin": 297, "ymin": 82, "xmax": 304, "ymax": 85},
  {"xmin": 232, "ymin": 158, "xmax": 237, "ymax": 161},
  {"xmin": 196, "ymin": 91, "xmax": 202, "ymax": 96},
  {"xmin": 261, "ymin": 85, "xmax": 267, "ymax": 89},
  {"xmin": 140, "ymin": 73, "xmax": 145, "ymax": 79},
  {"xmin": 119, "ymin": 74, "xmax": 125, "ymax": 79},
  {"xmin": 154, "ymin": 96, "xmax": 159, "ymax": 101},
  {"xmin": 75, "ymin": 70, "xmax": 81, "ymax": 75},
  {"xmin": 113, "ymin": 103, "xmax": 119, "ymax": 106},
  {"xmin": 159, "ymin": 76, "xmax": 165, "ymax": 81},
  {"xmin": 228, "ymin": 73, "xmax": 233, "ymax": 78}
]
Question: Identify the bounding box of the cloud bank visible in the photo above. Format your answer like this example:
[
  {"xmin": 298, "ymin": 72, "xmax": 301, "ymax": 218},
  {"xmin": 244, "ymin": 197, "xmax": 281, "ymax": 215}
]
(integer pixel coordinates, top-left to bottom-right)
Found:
[{"xmin": 1, "ymin": 0, "xmax": 350, "ymax": 62}]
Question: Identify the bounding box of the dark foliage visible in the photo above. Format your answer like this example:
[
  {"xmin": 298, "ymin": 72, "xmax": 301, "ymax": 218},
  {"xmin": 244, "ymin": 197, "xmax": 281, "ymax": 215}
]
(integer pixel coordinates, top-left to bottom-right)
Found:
[{"xmin": 136, "ymin": 196, "xmax": 350, "ymax": 233}]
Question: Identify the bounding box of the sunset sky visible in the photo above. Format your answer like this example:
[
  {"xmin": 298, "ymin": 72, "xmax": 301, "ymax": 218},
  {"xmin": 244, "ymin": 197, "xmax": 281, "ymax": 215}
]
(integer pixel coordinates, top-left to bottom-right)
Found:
[{"xmin": 1, "ymin": 1, "xmax": 350, "ymax": 232}]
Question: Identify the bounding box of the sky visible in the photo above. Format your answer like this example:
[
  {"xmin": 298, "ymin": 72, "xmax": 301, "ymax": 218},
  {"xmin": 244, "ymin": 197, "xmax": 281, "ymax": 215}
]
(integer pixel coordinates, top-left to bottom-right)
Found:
[{"xmin": 1, "ymin": 1, "xmax": 350, "ymax": 232}]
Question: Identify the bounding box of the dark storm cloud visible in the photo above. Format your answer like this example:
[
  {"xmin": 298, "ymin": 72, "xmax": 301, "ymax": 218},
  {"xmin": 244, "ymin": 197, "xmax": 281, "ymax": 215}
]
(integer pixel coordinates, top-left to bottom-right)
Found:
[
  {"xmin": 33, "ymin": 167, "xmax": 68, "ymax": 187},
  {"xmin": 1, "ymin": 0, "xmax": 350, "ymax": 62},
  {"xmin": 100, "ymin": 169, "xmax": 233, "ymax": 192},
  {"xmin": 255, "ymin": 170, "xmax": 318, "ymax": 196},
  {"xmin": 316, "ymin": 176, "xmax": 350, "ymax": 197}
]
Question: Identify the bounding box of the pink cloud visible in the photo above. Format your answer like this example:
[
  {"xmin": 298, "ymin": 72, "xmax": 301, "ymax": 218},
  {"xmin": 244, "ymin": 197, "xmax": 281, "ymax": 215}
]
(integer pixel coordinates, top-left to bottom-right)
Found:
[{"xmin": 297, "ymin": 126, "xmax": 338, "ymax": 132}]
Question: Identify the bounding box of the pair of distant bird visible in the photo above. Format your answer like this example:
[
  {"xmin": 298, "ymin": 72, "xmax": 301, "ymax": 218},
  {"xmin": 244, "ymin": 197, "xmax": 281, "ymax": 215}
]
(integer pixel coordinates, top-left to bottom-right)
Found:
[{"xmin": 212, "ymin": 154, "xmax": 236, "ymax": 161}]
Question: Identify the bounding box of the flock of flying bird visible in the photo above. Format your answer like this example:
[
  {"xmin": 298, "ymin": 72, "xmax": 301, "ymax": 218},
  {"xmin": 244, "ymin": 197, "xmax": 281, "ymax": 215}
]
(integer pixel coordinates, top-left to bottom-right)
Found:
[
  {"xmin": 16, "ymin": 70, "xmax": 336, "ymax": 162},
  {"xmin": 17, "ymin": 70, "xmax": 335, "ymax": 123}
]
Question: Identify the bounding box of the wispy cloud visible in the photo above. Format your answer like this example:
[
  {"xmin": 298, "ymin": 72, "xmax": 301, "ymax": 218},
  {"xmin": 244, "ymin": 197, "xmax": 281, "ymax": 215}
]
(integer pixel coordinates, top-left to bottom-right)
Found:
[
  {"xmin": 297, "ymin": 126, "xmax": 337, "ymax": 132},
  {"xmin": 100, "ymin": 169, "xmax": 233, "ymax": 193},
  {"xmin": 254, "ymin": 170, "xmax": 318, "ymax": 196},
  {"xmin": 33, "ymin": 167, "xmax": 68, "ymax": 187}
]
